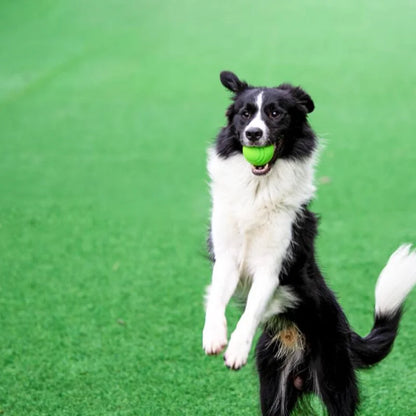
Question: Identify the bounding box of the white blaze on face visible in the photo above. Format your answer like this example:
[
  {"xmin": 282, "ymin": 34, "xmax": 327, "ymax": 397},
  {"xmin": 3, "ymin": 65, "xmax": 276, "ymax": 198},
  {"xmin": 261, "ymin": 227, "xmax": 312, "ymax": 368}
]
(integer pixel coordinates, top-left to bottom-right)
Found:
[{"xmin": 243, "ymin": 91, "xmax": 269, "ymax": 145}]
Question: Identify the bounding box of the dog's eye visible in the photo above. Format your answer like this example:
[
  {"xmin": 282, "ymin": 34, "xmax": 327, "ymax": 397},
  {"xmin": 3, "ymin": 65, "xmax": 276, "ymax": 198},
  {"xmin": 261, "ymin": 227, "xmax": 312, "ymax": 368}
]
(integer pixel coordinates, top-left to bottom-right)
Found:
[
  {"xmin": 270, "ymin": 110, "xmax": 280, "ymax": 118},
  {"xmin": 241, "ymin": 110, "xmax": 251, "ymax": 119}
]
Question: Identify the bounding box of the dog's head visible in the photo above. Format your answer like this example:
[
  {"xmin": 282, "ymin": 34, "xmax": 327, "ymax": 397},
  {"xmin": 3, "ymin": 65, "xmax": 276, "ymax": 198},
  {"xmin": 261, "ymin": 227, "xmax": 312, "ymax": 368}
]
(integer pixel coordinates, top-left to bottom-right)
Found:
[{"xmin": 217, "ymin": 71, "xmax": 316, "ymax": 175}]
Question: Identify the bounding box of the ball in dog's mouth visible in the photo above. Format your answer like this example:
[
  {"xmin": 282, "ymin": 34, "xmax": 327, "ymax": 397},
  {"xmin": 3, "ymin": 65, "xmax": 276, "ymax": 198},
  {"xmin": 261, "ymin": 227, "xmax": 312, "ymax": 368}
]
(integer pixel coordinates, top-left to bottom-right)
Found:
[{"xmin": 242, "ymin": 145, "xmax": 277, "ymax": 176}]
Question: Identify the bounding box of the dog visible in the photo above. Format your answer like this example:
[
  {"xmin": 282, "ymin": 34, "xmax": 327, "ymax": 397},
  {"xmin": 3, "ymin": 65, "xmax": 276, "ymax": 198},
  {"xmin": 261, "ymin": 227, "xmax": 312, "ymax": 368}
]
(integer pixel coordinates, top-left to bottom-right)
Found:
[{"xmin": 202, "ymin": 71, "xmax": 416, "ymax": 415}]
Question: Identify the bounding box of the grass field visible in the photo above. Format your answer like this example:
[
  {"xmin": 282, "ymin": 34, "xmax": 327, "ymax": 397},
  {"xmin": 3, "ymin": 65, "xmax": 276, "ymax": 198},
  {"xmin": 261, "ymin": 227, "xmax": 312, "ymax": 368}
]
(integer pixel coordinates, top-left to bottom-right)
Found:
[{"xmin": 1, "ymin": 1, "xmax": 416, "ymax": 415}]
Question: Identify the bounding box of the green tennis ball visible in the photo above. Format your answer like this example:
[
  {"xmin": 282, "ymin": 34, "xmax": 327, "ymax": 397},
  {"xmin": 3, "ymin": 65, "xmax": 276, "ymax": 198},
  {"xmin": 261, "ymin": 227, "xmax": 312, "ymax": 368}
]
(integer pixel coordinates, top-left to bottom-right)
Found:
[{"xmin": 242, "ymin": 145, "xmax": 275, "ymax": 166}]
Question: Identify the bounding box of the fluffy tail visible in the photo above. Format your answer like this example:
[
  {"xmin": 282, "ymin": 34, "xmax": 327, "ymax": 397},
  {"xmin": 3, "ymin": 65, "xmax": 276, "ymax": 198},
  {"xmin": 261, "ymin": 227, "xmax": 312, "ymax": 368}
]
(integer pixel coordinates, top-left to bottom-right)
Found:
[{"xmin": 351, "ymin": 244, "xmax": 416, "ymax": 369}]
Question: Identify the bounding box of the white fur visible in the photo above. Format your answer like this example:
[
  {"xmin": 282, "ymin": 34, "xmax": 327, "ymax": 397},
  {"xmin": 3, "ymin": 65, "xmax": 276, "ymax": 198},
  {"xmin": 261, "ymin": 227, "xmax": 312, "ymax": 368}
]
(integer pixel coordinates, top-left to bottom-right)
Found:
[
  {"xmin": 243, "ymin": 92, "xmax": 269, "ymax": 146},
  {"xmin": 375, "ymin": 244, "xmax": 416, "ymax": 315},
  {"xmin": 202, "ymin": 148, "xmax": 316, "ymax": 368},
  {"xmin": 273, "ymin": 347, "xmax": 304, "ymax": 415}
]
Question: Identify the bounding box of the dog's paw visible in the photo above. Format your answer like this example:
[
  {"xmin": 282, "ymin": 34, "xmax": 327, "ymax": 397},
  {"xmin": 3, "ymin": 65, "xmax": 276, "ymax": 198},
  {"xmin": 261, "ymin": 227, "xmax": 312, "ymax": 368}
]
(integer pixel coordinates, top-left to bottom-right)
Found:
[
  {"xmin": 202, "ymin": 316, "xmax": 227, "ymax": 355},
  {"xmin": 223, "ymin": 331, "xmax": 251, "ymax": 370}
]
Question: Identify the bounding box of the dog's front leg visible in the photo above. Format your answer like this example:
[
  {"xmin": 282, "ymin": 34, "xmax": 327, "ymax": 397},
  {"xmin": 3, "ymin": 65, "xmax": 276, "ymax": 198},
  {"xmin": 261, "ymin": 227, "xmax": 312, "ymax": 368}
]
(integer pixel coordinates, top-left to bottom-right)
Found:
[
  {"xmin": 224, "ymin": 270, "xmax": 279, "ymax": 370},
  {"xmin": 203, "ymin": 257, "xmax": 240, "ymax": 355},
  {"xmin": 223, "ymin": 212, "xmax": 292, "ymax": 370}
]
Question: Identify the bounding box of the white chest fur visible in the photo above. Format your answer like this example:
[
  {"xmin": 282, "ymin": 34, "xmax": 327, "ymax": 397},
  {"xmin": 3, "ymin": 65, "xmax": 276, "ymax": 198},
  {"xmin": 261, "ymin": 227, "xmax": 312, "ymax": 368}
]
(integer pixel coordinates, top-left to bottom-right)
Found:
[{"xmin": 208, "ymin": 148, "xmax": 316, "ymax": 277}]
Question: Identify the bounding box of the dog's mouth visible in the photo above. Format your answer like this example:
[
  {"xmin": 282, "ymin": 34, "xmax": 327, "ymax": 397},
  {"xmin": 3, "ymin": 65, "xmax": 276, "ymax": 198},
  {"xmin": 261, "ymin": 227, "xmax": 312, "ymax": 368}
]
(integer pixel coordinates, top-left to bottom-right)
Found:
[
  {"xmin": 250, "ymin": 146, "xmax": 278, "ymax": 176},
  {"xmin": 252, "ymin": 163, "xmax": 272, "ymax": 175}
]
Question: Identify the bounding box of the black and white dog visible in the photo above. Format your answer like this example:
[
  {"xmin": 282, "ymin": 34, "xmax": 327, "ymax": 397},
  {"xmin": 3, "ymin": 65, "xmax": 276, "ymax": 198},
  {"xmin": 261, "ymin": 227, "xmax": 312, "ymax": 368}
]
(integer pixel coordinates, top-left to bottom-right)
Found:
[{"xmin": 202, "ymin": 71, "xmax": 416, "ymax": 415}]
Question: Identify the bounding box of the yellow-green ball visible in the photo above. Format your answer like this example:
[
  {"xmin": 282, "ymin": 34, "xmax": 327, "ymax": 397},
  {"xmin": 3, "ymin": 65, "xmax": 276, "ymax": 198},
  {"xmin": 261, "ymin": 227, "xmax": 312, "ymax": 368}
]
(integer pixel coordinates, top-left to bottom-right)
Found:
[{"xmin": 242, "ymin": 145, "xmax": 274, "ymax": 166}]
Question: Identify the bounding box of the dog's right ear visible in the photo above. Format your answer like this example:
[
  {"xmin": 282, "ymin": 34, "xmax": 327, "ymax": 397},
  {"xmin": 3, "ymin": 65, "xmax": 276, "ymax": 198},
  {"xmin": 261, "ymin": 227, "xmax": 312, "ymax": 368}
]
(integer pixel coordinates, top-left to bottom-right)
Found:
[{"xmin": 220, "ymin": 71, "xmax": 248, "ymax": 93}]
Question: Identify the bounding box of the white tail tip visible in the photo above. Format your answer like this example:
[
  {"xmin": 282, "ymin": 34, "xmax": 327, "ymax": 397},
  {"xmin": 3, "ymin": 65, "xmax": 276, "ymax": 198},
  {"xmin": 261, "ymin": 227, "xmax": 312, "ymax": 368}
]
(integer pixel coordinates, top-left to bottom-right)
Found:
[{"xmin": 375, "ymin": 244, "xmax": 416, "ymax": 316}]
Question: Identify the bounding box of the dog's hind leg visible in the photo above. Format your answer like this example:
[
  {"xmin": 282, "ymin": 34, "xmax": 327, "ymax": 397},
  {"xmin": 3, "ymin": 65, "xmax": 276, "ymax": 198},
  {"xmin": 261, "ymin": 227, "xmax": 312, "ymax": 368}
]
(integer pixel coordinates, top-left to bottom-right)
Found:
[
  {"xmin": 312, "ymin": 347, "xmax": 359, "ymax": 416},
  {"xmin": 256, "ymin": 331, "xmax": 305, "ymax": 416},
  {"xmin": 318, "ymin": 382, "xmax": 359, "ymax": 416}
]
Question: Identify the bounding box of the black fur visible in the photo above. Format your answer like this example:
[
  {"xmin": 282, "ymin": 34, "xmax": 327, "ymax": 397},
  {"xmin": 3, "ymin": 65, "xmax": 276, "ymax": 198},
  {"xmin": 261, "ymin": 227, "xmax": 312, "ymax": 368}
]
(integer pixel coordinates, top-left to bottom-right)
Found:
[{"xmin": 256, "ymin": 207, "xmax": 404, "ymax": 415}]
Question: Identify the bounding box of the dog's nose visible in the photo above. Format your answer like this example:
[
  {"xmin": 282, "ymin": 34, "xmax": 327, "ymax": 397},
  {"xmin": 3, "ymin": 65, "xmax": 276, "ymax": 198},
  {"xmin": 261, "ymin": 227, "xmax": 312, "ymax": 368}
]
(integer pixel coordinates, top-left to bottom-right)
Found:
[{"xmin": 245, "ymin": 127, "xmax": 263, "ymax": 142}]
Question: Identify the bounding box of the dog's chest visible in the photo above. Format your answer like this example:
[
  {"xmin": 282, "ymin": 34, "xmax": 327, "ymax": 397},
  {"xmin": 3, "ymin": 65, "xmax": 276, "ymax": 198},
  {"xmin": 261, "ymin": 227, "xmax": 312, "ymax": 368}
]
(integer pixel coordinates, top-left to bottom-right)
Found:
[
  {"xmin": 209, "ymin": 151, "xmax": 305, "ymax": 231},
  {"xmin": 211, "ymin": 154, "xmax": 282, "ymax": 218},
  {"xmin": 209, "ymin": 151, "xmax": 305, "ymax": 274}
]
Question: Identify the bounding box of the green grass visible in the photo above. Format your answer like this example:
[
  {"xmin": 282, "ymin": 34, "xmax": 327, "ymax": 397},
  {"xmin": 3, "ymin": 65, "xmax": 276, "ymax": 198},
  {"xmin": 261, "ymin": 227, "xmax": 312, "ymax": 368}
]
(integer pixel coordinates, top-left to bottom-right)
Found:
[{"xmin": 1, "ymin": 0, "xmax": 415, "ymax": 415}]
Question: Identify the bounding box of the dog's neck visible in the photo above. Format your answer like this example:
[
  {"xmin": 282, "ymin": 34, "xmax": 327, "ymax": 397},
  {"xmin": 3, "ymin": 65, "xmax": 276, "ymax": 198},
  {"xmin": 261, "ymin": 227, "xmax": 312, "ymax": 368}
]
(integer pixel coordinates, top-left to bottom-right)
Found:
[{"xmin": 208, "ymin": 147, "xmax": 317, "ymax": 212}]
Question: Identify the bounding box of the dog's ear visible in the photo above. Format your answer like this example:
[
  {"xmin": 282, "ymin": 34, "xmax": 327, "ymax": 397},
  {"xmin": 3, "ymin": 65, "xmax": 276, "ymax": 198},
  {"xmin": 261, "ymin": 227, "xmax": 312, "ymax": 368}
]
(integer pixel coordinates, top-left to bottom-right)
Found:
[
  {"xmin": 292, "ymin": 86, "xmax": 314, "ymax": 113},
  {"xmin": 279, "ymin": 84, "xmax": 314, "ymax": 114},
  {"xmin": 220, "ymin": 71, "xmax": 248, "ymax": 93}
]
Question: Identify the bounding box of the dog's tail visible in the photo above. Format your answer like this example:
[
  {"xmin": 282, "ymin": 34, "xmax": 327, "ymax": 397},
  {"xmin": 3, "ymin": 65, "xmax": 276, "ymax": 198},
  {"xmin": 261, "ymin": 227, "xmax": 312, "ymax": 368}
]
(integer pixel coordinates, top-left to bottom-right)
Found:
[{"xmin": 351, "ymin": 244, "xmax": 416, "ymax": 369}]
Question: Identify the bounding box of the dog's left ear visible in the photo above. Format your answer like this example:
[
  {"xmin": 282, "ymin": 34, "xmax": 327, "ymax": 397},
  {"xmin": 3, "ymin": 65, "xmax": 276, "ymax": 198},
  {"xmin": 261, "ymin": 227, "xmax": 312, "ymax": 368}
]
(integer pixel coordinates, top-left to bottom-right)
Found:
[
  {"xmin": 220, "ymin": 71, "xmax": 248, "ymax": 93},
  {"xmin": 279, "ymin": 84, "xmax": 315, "ymax": 114},
  {"xmin": 293, "ymin": 86, "xmax": 314, "ymax": 114}
]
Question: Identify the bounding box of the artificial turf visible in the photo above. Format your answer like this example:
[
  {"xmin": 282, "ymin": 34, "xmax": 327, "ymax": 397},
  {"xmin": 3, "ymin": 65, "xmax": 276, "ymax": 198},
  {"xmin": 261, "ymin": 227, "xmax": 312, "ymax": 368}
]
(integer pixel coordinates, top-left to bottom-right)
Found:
[{"xmin": 1, "ymin": 0, "xmax": 415, "ymax": 415}]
